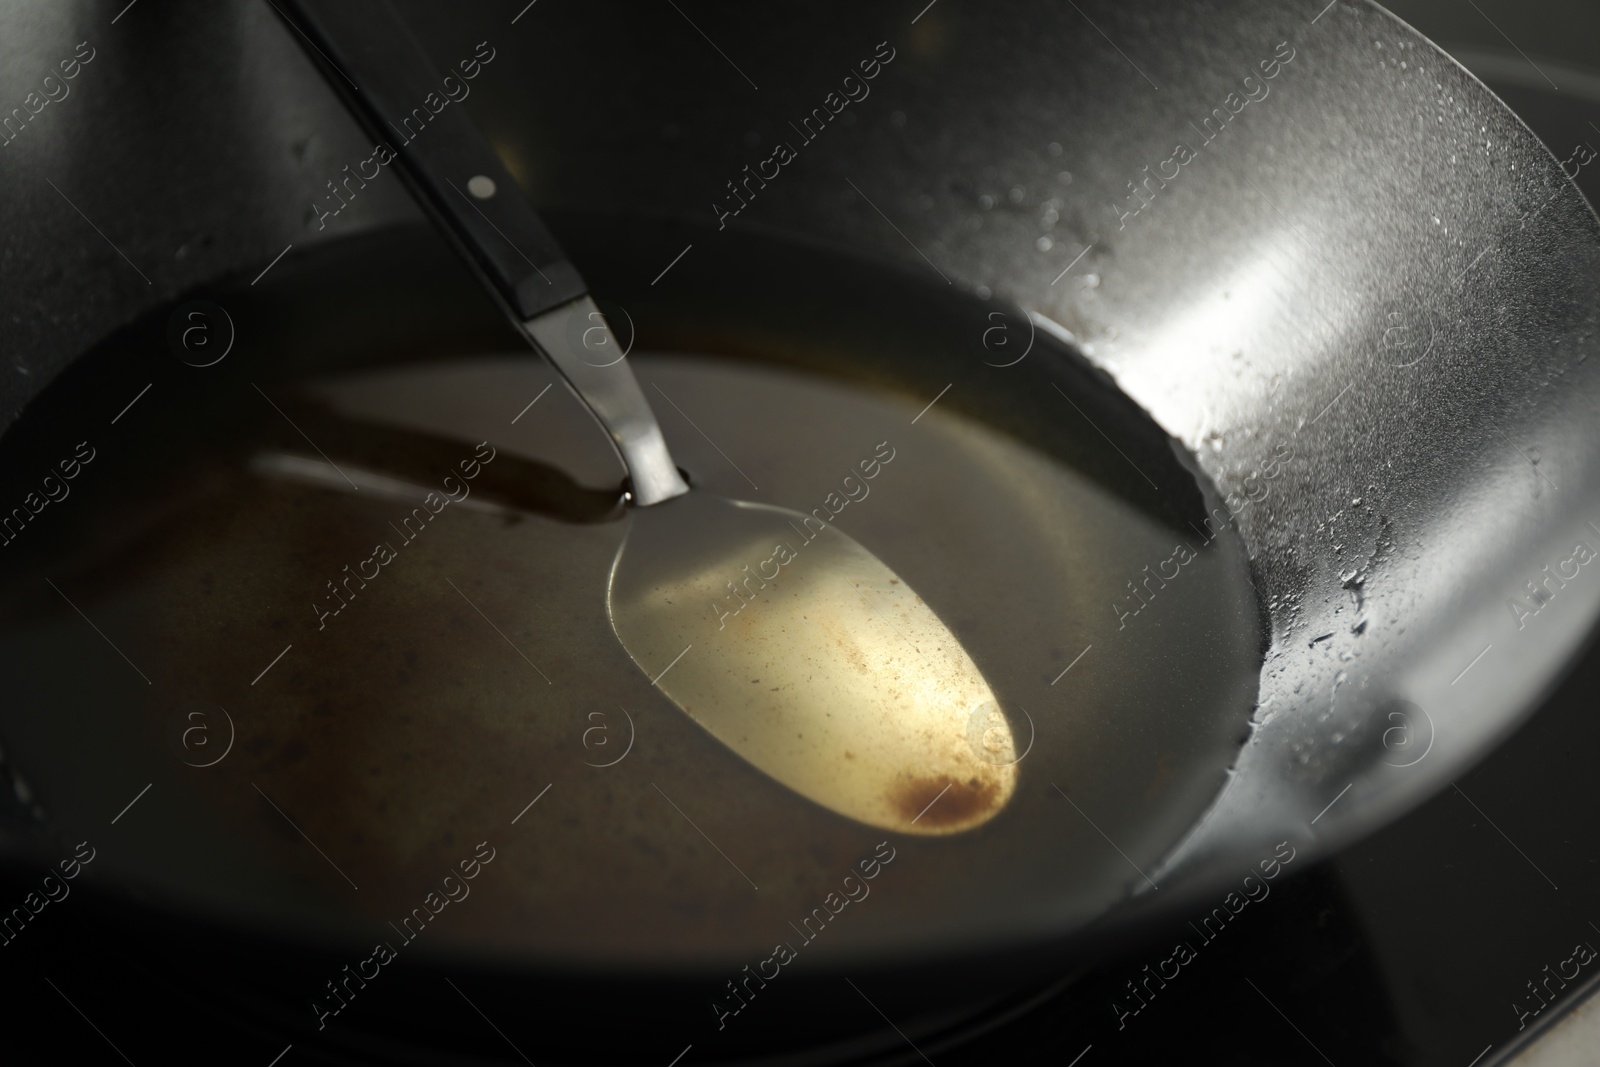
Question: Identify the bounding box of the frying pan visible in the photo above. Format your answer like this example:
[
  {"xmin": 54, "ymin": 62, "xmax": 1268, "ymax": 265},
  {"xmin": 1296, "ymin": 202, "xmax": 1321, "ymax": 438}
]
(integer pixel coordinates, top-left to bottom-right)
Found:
[{"xmin": 2, "ymin": 0, "xmax": 1598, "ymax": 1061}]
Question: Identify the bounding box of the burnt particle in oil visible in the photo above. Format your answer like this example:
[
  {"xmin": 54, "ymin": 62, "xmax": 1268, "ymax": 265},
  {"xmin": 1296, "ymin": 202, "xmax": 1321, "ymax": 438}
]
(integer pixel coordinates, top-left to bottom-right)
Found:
[{"xmin": 889, "ymin": 775, "xmax": 1001, "ymax": 828}]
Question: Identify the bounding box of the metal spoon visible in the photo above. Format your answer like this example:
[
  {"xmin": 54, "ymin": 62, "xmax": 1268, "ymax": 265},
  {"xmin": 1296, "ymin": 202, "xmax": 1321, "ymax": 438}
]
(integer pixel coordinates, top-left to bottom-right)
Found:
[{"xmin": 280, "ymin": 1, "xmax": 1015, "ymax": 834}]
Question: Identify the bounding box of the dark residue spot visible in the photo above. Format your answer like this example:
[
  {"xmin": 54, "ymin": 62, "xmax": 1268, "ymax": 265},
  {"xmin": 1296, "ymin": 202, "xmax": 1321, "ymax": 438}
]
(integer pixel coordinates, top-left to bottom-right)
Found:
[{"xmin": 889, "ymin": 774, "xmax": 1000, "ymax": 828}]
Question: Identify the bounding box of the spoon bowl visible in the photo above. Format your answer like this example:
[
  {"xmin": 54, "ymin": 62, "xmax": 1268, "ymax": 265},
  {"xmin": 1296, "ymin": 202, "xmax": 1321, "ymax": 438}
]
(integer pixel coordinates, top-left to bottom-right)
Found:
[{"xmin": 609, "ymin": 490, "xmax": 1017, "ymax": 835}]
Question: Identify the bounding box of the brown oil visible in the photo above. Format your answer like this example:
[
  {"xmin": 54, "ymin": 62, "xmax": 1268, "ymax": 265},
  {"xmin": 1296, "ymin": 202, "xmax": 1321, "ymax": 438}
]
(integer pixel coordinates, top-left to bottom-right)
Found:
[{"xmin": 0, "ymin": 227, "xmax": 1263, "ymax": 968}]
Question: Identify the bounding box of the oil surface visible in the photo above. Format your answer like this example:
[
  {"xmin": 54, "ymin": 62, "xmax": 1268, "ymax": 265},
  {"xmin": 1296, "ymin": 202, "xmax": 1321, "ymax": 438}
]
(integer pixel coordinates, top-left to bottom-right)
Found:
[{"xmin": 0, "ymin": 240, "xmax": 1263, "ymax": 966}]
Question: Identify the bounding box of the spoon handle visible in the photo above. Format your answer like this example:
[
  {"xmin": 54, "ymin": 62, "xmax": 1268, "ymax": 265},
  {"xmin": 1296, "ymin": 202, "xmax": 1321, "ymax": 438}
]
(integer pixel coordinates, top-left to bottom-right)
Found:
[{"xmin": 276, "ymin": 1, "xmax": 691, "ymax": 505}]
